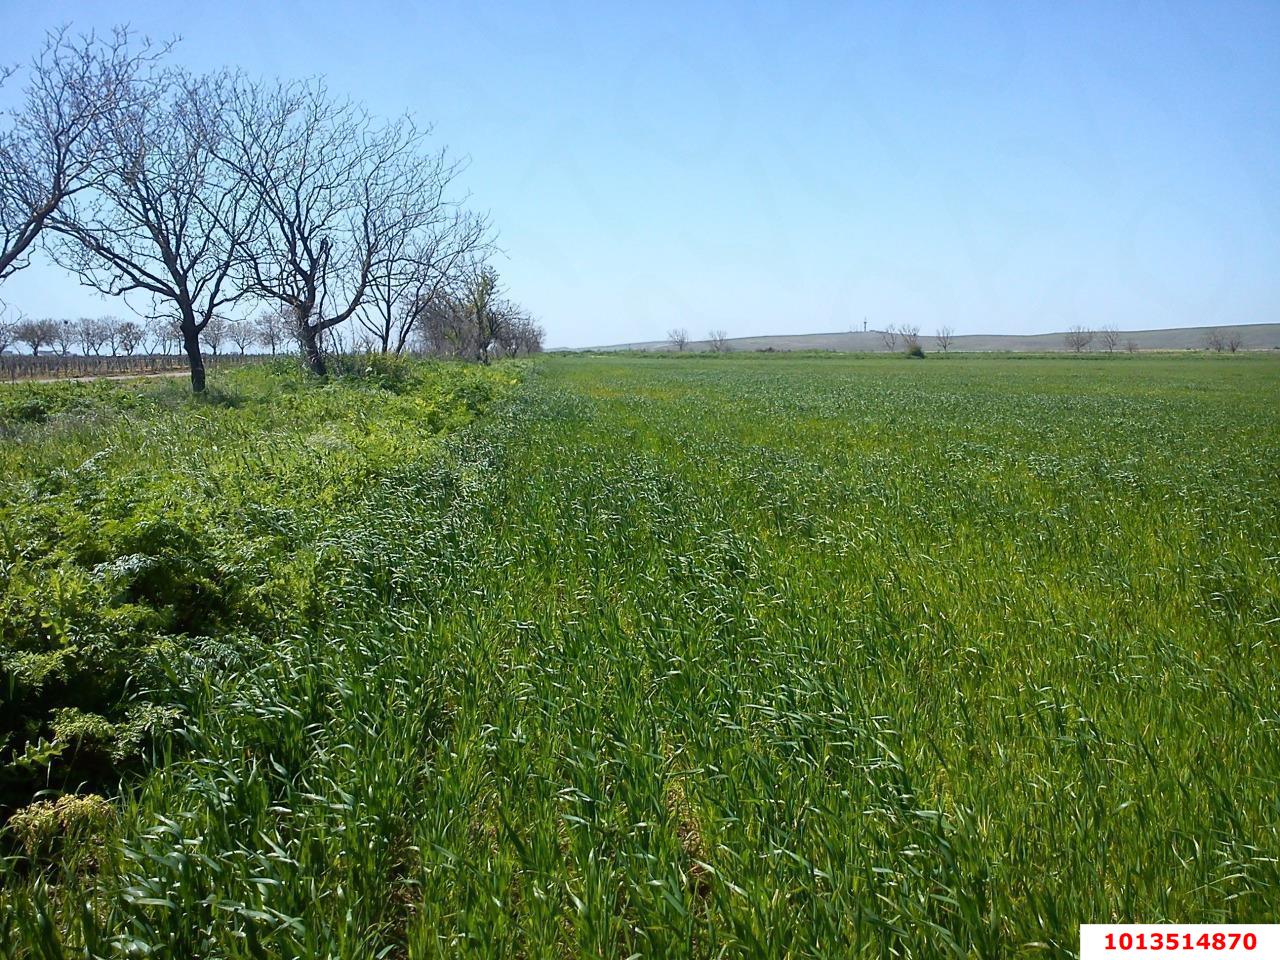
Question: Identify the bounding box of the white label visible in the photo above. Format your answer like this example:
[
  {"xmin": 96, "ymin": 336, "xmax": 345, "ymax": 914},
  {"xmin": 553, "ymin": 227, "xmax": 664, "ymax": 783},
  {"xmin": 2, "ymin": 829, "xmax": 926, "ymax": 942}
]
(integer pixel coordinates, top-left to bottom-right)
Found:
[{"xmin": 1081, "ymin": 925, "xmax": 1280, "ymax": 959}]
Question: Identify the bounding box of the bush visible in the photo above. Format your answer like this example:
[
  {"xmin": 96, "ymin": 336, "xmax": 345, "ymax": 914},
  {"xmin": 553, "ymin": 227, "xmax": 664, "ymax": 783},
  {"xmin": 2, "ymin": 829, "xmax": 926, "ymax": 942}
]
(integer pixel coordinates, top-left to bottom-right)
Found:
[
  {"xmin": 325, "ymin": 351, "xmax": 420, "ymax": 391},
  {"xmin": 8, "ymin": 793, "xmax": 115, "ymax": 859},
  {"xmin": 905, "ymin": 342, "xmax": 926, "ymax": 358},
  {"xmin": 0, "ymin": 383, "xmax": 103, "ymax": 429},
  {"xmin": 0, "ymin": 359, "xmax": 517, "ymax": 828}
]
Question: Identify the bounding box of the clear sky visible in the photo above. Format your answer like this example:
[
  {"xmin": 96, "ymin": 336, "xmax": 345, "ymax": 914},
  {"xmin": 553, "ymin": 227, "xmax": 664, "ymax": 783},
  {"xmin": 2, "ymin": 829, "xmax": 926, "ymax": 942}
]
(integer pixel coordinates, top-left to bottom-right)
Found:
[{"xmin": 1, "ymin": 0, "xmax": 1277, "ymax": 347}]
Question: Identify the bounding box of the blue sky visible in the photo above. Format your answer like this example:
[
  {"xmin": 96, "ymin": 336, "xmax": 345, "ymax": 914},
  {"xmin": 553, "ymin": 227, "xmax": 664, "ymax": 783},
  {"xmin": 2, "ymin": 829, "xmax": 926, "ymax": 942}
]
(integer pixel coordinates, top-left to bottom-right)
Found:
[{"xmin": 1, "ymin": 0, "xmax": 1277, "ymax": 347}]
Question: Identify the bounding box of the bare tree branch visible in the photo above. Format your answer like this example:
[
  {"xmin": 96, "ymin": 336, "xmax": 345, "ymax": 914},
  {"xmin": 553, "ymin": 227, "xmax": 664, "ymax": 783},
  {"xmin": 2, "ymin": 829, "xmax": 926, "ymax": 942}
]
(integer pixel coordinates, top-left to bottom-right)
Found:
[
  {"xmin": 0, "ymin": 26, "xmax": 170, "ymax": 283},
  {"xmin": 1099, "ymin": 324, "xmax": 1120, "ymax": 353},
  {"xmin": 216, "ymin": 78, "xmax": 441, "ymax": 374},
  {"xmin": 1064, "ymin": 325, "xmax": 1093, "ymax": 353},
  {"xmin": 47, "ymin": 66, "xmax": 259, "ymax": 391},
  {"xmin": 47, "ymin": 68, "xmax": 259, "ymax": 391},
  {"xmin": 360, "ymin": 207, "xmax": 492, "ymax": 355}
]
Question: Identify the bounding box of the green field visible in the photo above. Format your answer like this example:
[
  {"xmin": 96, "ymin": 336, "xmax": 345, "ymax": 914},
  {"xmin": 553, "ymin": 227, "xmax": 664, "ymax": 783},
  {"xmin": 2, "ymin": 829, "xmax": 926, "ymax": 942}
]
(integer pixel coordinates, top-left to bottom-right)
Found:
[{"xmin": 2, "ymin": 353, "xmax": 1279, "ymax": 957}]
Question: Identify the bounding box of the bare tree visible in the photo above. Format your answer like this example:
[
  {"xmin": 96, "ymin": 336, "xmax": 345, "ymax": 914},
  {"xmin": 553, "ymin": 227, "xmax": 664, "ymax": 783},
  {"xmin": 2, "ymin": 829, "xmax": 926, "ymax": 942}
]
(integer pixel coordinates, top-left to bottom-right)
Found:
[
  {"xmin": 1225, "ymin": 332, "xmax": 1243, "ymax": 353},
  {"xmin": 115, "ymin": 318, "xmax": 143, "ymax": 355},
  {"xmin": 668, "ymin": 327, "xmax": 689, "ymax": 352},
  {"xmin": 75, "ymin": 315, "xmax": 109, "ymax": 355},
  {"xmin": 15, "ymin": 317, "xmax": 58, "ymax": 355},
  {"xmin": 0, "ymin": 28, "xmax": 165, "ymax": 283},
  {"xmin": 1203, "ymin": 329, "xmax": 1225, "ymax": 353},
  {"xmin": 101, "ymin": 315, "xmax": 123, "ymax": 355},
  {"xmin": 319, "ymin": 322, "xmax": 347, "ymax": 357},
  {"xmin": 707, "ymin": 329, "xmax": 730, "ymax": 352},
  {"xmin": 1099, "ymin": 325, "xmax": 1120, "ymax": 353},
  {"xmin": 403, "ymin": 215, "xmax": 491, "ymax": 355},
  {"xmin": 1125, "ymin": 338, "xmax": 1139, "ymax": 354},
  {"xmin": 412, "ymin": 291, "xmax": 472, "ymax": 358},
  {"xmin": 376, "ymin": 211, "xmax": 491, "ymax": 355},
  {"xmin": 141, "ymin": 317, "xmax": 162, "ymax": 354},
  {"xmin": 880, "ymin": 324, "xmax": 898, "ymax": 351},
  {"xmin": 899, "ymin": 323, "xmax": 921, "ymax": 352},
  {"xmin": 507, "ymin": 316, "xmax": 545, "ymax": 356},
  {"xmin": 1064, "ymin": 325, "xmax": 1093, "ymax": 353},
  {"xmin": 49, "ymin": 70, "xmax": 260, "ymax": 391},
  {"xmin": 461, "ymin": 265, "xmax": 511, "ymax": 364},
  {"xmin": 145, "ymin": 315, "xmax": 180, "ymax": 355},
  {"xmin": 935, "ymin": 325, "xmax": 955, "ymax": 353},
  {"xmin": 52, "ymin": 319, "xmax": 74, "ymax": 356},
  {"xmin": 356, "ymin": 158, "xmax": 490, "ymax": 354},
  {"xmin": 228, "ymin": 318, "xmax": 255, "ymax": 354},
  {"xmin": 202, "ymin": 314, "xmax": 228, "ymax": 356},
  {"xmin": 453, "ymin": 266, "xmax": 533, "ymax": 363},
  {"xmin": 0, "ymin": 303, "xmax": 22, "ymax": 354},
  {"xmin": 216, "ymin": 78, "xmax": 434, "ymax": 375},
  {"xmin": 253, "ymin": 307, "xmax": 290, "ymax": 355},
  {"xmin": 490, "ymin": 309, "xmax": 543, "ymax": 358}
]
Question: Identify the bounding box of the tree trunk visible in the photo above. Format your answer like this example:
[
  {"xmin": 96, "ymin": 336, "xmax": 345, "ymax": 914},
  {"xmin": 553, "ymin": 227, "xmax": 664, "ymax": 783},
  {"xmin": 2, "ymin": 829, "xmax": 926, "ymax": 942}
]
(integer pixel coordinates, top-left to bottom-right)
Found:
[
  {"xmin": 299, "ymin": 323, "xmax": 327, "ymax": 375},
  {"xmin": 182, "ymin": 325, "xmax": 206, "ymax": 393}
]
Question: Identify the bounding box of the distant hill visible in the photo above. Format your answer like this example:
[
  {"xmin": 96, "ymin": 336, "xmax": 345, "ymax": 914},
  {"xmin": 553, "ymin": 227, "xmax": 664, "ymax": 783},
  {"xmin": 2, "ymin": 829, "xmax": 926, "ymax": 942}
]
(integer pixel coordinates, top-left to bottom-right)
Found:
[{"xmin": 575, "ymin": 323, "xmax": 1280, "ymax": 354}]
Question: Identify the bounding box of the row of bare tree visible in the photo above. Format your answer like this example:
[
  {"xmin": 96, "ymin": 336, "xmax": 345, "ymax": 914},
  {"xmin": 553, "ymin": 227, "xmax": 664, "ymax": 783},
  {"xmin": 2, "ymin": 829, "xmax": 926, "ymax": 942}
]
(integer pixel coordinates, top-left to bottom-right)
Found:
[
  {"xmin": 1201, "ymin": 328, "xmax": 1245, "ymax": 353},
  {"xmin": 876, "ymin": 323, "xmax": 923, "ymax": 352},
  {"xmin": 0, "ymin": 28, "xmax": 540, "ymax": 390},
  {"xmin": 666, "ymin": 324, "xmax": 956, "ymax": 354},
  {"xmin": 1066, "ymin": 325, "xmax": 1145, "ymax": 353},
  {"xmin": 0, "ymin": 315, "xmax": 144, "ymax": 357},
  {"xmin": 666, "ymin": 328, "xmax": 731, "ymax": 352}
]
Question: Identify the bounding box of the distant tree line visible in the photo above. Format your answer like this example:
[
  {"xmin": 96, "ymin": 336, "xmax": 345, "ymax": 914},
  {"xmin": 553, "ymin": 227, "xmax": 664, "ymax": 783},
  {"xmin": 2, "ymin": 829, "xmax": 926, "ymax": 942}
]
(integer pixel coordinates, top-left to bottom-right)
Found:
[
  {"xmin": 1067, "ymin": 325, "xmax": 1244, "ymax": 354},
  {"xmin": 1202, "ymin": 328, "xmax": 1244, "ymax": 353},
  {"xmin": 647, "ymin": 322, "xmax": 1254, "ymax": 357},
  {"xmin": 1065, "ymin": 325, "xmax": 1142, "ymax": 353},
  {"xmin": 0, "ymin": 28, "xmax": 541, "ymax": 390}
]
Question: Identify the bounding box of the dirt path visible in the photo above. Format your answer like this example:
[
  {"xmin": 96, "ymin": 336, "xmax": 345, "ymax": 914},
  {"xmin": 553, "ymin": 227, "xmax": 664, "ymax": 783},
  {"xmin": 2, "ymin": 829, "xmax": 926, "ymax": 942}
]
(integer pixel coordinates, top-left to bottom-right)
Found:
[{"xmin": 2, "ymin": 369, "xmax": 190, "ymax": 386}]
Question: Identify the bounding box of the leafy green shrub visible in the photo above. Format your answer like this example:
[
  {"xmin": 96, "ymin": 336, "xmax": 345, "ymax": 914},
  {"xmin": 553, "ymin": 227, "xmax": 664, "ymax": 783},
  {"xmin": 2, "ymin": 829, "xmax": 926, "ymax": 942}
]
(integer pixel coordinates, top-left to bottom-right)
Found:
[
  {"xmin": 0, "ymin": 358, "xmax": 518, "ymax": 827},
  {"xmin": 0, "ymin": 383, "xmax": 98, "ymax": 430},
  {"xmin": 325, "ymin": 351, "xmax": 420, "ymax": 391},
  {"xmin": 8, "ymin": 793, "xmax": 115, "ymax": 858}
]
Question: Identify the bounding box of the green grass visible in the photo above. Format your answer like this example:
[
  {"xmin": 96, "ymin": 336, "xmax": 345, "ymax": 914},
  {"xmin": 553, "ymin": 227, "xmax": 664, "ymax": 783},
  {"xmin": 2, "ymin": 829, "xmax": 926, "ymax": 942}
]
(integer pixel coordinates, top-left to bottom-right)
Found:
[
  {"xmin": 2, "ymin": 352, "xmax": 1278, "ymax": 958},
  {"xmin": 0, "ymin": 357, "xmax": 512, "ymax": 821}
]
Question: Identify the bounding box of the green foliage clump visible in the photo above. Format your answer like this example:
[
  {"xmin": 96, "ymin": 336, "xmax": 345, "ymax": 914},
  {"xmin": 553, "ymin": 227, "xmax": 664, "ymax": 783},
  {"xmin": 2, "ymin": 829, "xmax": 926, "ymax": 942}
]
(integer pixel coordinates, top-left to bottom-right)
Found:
[
  {"xmin": 0, "ymin": 358, "xmax": 517, "ymax": 826},
  {"xmin": 8, "ymin": 793, "xmax": 115, "ymax": 858},
  {"xmin": 325, "ymin": 350, "xmax": 420, "ymax": 390},
  {"xmin": 0, "ymin": 380, "xmax": 146, "ymax": 432}
]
